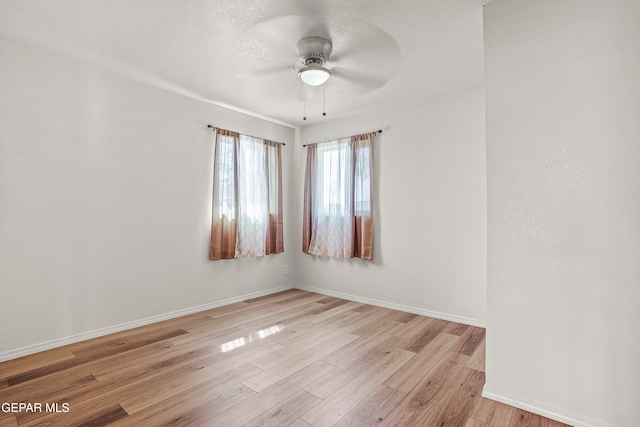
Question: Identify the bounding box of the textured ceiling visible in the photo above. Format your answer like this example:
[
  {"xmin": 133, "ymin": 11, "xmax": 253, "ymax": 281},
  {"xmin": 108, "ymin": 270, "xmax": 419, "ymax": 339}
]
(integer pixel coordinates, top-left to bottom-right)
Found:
[{"xmin": 0, "ymin": 0, "xmax": 488, "ymax": 127}]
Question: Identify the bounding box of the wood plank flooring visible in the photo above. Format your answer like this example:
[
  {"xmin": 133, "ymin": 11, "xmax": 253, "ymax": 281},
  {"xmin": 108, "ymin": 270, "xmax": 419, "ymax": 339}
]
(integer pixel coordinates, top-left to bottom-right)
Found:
[{"xmin": 0, "ymin": 290, "xmax": 569, "ymax": 427}]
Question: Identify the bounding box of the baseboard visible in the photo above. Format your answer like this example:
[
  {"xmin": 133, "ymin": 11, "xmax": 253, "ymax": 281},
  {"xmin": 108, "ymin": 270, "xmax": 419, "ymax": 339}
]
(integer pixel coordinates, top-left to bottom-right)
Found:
[
  {"xmin": 294, "ymin": 284, "xmax": 486, "ymax": 328},
  {"xmin": 482, "ymin": 385, "xmax": 617, "ymax": 427},
  {"xmin": 0, "ymin": 284, "xmax": 294, "ymax": 363}
]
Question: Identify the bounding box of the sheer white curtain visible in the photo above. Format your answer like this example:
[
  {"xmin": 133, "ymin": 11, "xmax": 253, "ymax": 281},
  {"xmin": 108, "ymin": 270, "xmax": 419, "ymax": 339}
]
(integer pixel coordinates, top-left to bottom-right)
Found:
[
  {"xmin": 210, "ymin": 130, "xmax": 284, "ymax": 260},
  {"xmin": 235, "ymin": 135, "xmax": 268, "ymax": 257},
  {"xmin": 302, "ymin": 133, "xmax": 374, "ymax": 259}
]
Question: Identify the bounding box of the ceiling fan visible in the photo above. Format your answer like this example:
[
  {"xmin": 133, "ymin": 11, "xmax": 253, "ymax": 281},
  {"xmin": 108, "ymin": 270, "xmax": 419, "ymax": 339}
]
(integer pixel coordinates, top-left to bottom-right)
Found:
[{"xmin": 245, "ymin": 15, "xmax": 401, "ymax": 96}]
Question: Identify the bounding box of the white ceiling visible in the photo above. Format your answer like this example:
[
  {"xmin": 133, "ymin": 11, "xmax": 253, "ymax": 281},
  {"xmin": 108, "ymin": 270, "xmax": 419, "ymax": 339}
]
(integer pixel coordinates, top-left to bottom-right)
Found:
[{"xmin": 0, "ymin": 0, "xmax": 490, "ymax": 127}]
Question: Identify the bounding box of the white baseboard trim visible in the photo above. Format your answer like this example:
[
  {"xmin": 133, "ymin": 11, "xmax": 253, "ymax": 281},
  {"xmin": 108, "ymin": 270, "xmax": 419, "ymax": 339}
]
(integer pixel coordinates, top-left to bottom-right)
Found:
[
  {"xmin": 294, "ymin": 285, "xmax": 486, "ymax": 328},
  {"xmin": 0, "ymin": 284, "xmax": 293, "ymax": 363},
  {"xmin": 482, "ymin": 385, "xmax": 617, "ymax": 427}
]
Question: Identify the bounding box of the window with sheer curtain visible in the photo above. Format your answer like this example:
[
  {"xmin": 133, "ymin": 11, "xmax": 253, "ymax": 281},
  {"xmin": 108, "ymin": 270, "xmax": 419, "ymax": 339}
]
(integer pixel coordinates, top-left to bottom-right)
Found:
[
  {"xmin": 210, "ymin": 129, "xmax": 283, "ymax": 260},
  {"xmin": 302, "ymin": 132, "xmax": 374, "ymax": 260}
]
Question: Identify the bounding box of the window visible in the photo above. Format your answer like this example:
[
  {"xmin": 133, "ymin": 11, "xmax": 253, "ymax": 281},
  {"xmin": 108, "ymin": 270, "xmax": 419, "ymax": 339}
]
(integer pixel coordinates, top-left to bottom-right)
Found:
[
  {"xmin": 210, "ymin": 129, "xmax": 283, "ymax": 259},
  {"xmin": 302, "ymin": 133, "xmax": 374, "ymax": 259}
]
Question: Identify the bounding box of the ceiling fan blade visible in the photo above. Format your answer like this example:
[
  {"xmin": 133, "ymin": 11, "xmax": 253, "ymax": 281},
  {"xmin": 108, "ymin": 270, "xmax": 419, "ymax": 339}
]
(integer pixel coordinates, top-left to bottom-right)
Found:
[
  {"xmin": 330, "ymin": 67, "xmax": 388, "ymax": 93},
  {"xmin": 249, "ymin": 15, "xmax": 327, "ymax": 55},
  {"xmin": 327, "ymin": 18, "xmax": 400, "ymax": 63},
  {"xmin": 324, "ymin": 19, "xmax": 401, "ymax": 92},
  {"xmin": 237, "ymin": 64, "xmax": 295, "ymax": 81}
]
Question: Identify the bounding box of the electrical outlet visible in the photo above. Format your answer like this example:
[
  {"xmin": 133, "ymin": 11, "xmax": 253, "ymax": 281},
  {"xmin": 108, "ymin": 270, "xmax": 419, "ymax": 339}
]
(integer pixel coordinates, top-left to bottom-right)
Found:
[{"xmin": 284, "ymin": 265, "xmax": 289, "ymax": 275}]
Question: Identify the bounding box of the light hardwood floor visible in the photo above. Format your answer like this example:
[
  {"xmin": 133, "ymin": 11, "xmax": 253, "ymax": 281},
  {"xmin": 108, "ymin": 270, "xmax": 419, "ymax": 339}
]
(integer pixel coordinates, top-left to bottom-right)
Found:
[{"xmin": 0, "ymin": 290, "xmax": 569, "ymax": 426}]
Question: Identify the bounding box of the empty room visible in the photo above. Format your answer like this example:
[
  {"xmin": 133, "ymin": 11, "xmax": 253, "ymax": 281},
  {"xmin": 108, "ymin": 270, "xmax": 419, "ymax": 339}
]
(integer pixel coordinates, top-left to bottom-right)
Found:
[{"xmin": 1, "ymin": 0, "xmax": 638, "ymax": 426}]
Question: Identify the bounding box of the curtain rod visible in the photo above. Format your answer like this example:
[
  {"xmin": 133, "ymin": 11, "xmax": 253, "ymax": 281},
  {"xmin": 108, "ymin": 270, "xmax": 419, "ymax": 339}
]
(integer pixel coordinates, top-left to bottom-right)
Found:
[
  {"xmin": 207, "ymin": 125, "xmax": 285, "ymax": 146},
  {"xmin": 302, "ymin": 130, "xmax": 382, "ymax": 147}
]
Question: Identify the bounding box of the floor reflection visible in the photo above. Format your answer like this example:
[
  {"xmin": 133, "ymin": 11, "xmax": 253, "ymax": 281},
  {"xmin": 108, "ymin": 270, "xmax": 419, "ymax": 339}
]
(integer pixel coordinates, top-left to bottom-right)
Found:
[{"xmin": 220, "ymin": 324, "xmax": 285, "ymax": 353}]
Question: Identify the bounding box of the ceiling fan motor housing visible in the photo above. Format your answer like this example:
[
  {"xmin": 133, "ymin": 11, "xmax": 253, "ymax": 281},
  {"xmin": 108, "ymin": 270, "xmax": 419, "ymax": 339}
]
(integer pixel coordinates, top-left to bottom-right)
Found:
[{"xmin": 297, "ymin": 36, "xmax": 333, "ymax": 66}]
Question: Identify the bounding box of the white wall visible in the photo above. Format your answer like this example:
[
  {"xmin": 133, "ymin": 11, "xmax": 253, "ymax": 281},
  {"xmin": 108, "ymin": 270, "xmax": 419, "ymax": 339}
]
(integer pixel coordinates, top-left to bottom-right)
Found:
[
  {"xmin": 293, "ymin": 85, "xmax": 487, "ymax": 326},
  {"xmin": 0, "ymin": 37, "xmax": 295, "ymax": 360},
  {"xmin": 484, "ymin": 1, "xmax": 640, "ymax": 426}
]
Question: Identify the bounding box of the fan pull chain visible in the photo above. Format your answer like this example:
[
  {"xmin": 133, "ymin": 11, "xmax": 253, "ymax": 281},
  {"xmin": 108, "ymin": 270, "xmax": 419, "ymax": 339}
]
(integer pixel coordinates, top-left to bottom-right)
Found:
[
  {"xmin": 303, "ymin": 89, "xmax": 307, "ymax": 121},
  {"xmin": 323, "ymin": 87, "xmax": 327, "ymax": 117}
]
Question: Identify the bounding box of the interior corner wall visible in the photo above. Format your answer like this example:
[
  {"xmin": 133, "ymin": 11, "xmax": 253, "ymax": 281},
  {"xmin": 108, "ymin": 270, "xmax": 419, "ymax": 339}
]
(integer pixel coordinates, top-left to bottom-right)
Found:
[
  {"xmin": 293, "ymin": 85, "xmax": 487, "ymax": 326},
  {"xmin": 0, "ymin": 37, "xmax": 295, "ymax": 360},
  {"xmin": 483, "ymin": 1, "xmax": 640, "ymax": 426}
]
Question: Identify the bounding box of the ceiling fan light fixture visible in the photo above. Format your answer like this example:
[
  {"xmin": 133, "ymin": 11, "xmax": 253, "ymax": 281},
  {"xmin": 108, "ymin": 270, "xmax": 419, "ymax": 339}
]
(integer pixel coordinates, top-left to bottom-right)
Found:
[{"xmin": 298, "ymin": 66, "xmax": 331, "ymax": 86}]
